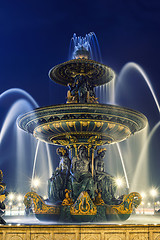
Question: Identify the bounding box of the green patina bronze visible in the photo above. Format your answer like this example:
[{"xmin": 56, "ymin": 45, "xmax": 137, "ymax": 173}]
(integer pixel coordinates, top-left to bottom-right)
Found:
[{"xmin": 19, "ymin": 48, "xmax": 147, "ymax": 222}]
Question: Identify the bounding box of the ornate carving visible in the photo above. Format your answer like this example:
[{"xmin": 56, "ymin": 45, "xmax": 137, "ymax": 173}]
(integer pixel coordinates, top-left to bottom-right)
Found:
[
  {"xmin": 62, "ymin": 189, "xmax": 74, "ymax": 206},
  {"xmin": 24, "ymin": 192, "xmax": 60, "ymax": 214},
  {"xmin": 93, "ymin": 190, "xmax": 104, "ymax": 205},
  {"xmin": 132, "ymin": 235, "xmax": 147, "ymax": 240},
  {"xmin": 18, "ymin": 103, "xmax": 147, "ymax": 147},
  {"xmin": 108, "ymin": 192, "xmax": 142, "ymax": 215},
  {"xmin": 70, "ymin": 191, "xmax": 97, "ymax": 215},
  {"xmin": 32, "ymin": 235, "xmax": 49, "ymax": 240},
  {"xmin": 54, "ymin": 234, "xmax": 75, "ymax": 240},
  {"xmin": 9, "ymin": 236, "xmax": 23, "ymax": 240},
  {"xmin": 49, "ymin": 59, "xmax": 115, "ymax": 87},
  {"xmin": 107, "ymin": 236, "xmax": 123, "ymax": 240},
  {"xmin": 82, "ymin": 235, "xmax": 100, "ymax": 240}
]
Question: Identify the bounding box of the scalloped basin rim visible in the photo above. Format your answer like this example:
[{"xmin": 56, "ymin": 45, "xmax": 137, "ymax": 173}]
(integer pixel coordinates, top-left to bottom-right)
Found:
[
  {"xmin": 17, "ymin": 103, "xmax": 148, "ymax": 119},
  {"xmin": 17, "ymin": 103, "xmax": 147, "ymax": 146}
]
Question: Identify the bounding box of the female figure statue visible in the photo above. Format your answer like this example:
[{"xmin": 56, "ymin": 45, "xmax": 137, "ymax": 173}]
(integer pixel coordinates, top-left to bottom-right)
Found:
[{"xmin": 69, "ymin": 145, "xmax": 95, "ymax": 200}]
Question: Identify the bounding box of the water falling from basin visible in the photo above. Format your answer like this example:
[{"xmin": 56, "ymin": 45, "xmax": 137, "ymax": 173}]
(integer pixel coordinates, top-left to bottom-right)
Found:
[
  {"xmin": 117, "ymin": 62, "xmax": 160, "ymax": 114},
  {"xmin": 1, "ymin": 88, "xmax": 53, "ymax": 195}
]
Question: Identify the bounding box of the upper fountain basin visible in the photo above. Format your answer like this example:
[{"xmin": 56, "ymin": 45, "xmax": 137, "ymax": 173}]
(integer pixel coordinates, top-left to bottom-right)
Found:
[
  {"xmin": 49, "ymin": 59, "xmax": 115, "ymax": 86},
  {"xmin": 17, "ymin": 103, "xmax": 147, "ymax": 147}
]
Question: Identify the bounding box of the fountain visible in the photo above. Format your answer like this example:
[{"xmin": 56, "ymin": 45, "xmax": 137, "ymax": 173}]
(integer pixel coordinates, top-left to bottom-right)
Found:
[{"xmin": 17, "ymin": 33, "xmax": 147, "ymax": 222}]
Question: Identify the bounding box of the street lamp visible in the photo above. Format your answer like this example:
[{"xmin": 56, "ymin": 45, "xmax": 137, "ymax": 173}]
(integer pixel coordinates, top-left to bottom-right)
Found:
[
  {"xmin": 141, "ymin": 201, "xmax": 145, "ymax": 214},
  {"xmin": 150, "ymin": 188, "xmax": 158, "ymax": 214},
  {"xmin": 8, "ymin": 201, "xmax": 12, "ymax": 215},
  {"xmin": 17, "ymin": 194, "xmax": 23, "ymax": 202},
  {"xmin": 8, "ymin": 193, "xmax": 15, "ymax": 201},
  {"xmin": 18, "ymin": 202, "xmax": 22, "ymax": 215}
]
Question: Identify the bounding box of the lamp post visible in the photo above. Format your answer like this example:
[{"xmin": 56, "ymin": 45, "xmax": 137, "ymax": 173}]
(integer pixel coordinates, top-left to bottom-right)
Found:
[
  {"xmin": 150, "ymin": 188, "xmax": 158, "ymax": 214},
  {"xmin": 141, "ymin": 201, "xmax": 145, "ymax": 214},
  {"xmin": 141, "ymin": 192, "xmax": 146, "ymax": 215},
  {"xmin": 8, "ymin": 202, "xmax": 12, "ymax": 215}
]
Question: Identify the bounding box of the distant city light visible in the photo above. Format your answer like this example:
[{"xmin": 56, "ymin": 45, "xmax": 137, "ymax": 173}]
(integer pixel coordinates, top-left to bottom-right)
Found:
[
  {"xmin": 17, "ymin": 194, "xmax": 23, "ymax": 202},
  {"xmin": 18, "ymin": 203, "xmax": 22, "ymax": 207},
  {"xmin": 8, "ymin": 193, "xmax": 15, "ymax": 201}
]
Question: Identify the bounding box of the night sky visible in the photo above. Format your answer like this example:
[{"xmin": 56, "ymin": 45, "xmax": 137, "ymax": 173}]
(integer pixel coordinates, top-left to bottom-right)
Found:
[{"xmin": 1, "ymin": 1, "xmax": 160, "ymax": 195}]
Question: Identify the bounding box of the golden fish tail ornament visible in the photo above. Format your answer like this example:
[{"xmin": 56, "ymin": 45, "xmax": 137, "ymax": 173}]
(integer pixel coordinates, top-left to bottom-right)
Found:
[
  {"xmin": 110, "ymin": 192, "xmax": 142, "ymax": 215},
  {"xmin": 24, "ymin": 192, "xmax": 60, "ymax": 215}
]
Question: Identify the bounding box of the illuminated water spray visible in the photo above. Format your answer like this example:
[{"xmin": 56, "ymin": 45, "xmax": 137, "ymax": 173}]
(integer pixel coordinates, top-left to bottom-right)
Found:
[
  {"xmin": 69, "ymin": 32, "xmax": 102, "ymax": 62},
  {"xmin": 118, "ymin": 62, "xmax": 160, "ymax": 114}
]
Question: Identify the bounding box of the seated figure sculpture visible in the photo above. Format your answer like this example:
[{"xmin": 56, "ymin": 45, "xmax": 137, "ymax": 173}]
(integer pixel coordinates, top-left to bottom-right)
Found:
[
  {"xmin": 68, "ymin": 145, "xmax": 95, "ymax": 200},
  {"xmin": 67, "ymin": 75, "xmax": 98, "ymax": 104},
  {"xmin": 48, "ymin": 148, "xmax": 71, "ymax": 203},
  {"xmin": 94, "ymin": 148, "xmax": 117, "ymax": 204}
]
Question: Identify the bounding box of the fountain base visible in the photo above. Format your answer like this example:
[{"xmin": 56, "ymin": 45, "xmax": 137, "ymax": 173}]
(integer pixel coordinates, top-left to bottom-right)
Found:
[{"xmin": 24, "ymin": 191, "xmax": 141, "ymax": 222}]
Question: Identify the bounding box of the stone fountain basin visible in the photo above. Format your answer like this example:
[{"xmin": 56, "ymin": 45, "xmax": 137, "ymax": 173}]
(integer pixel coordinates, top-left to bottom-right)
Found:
[{"xmin": 17, "ymin": 103, "xmax": 147, "ymax": 146}]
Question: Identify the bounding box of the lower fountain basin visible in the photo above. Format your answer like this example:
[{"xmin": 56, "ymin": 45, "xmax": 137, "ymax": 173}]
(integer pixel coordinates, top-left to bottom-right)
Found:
[
  {"xmin": 17, "ymin": 103, "xmax": 147, "ymax": 146},
  {"xmin": 24, "ymin": 191, "xmax": 142, "ymax": 222}
]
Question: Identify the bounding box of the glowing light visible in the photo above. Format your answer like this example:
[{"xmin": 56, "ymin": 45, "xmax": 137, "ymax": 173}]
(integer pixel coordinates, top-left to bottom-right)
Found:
[
  {"xmin": 8, "ymin": 193, "xmax": 15, "ymax": 201},
  {"xmin": 9, "ymin": 202, "xmax": 12, "ymax": 206},
  {"xmin": 31, "ymin": 178, "xmax": 40, "ymax": 188},
  {"xmin": 17, "ymin": 194, "xmax": 23, "ymax": 201},
  {"xmin": 141, "ymin": 192, "xmax": 146, "ymax": 199},
  {"xmin": 115, "ymin": 177, "xmax": 124, "ymax": 187},
  {"xmin": 150, "ymin": 189, "xmax": 158, "ymax": 197}
]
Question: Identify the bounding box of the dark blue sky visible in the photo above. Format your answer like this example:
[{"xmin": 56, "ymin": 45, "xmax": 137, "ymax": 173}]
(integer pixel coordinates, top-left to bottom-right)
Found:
[{"xmin": 1, "ymin": 0, "xmax": 160, "ymax": 193}]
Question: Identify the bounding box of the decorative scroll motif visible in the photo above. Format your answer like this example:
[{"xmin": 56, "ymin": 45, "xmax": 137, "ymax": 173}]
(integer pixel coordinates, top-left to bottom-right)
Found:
[
  {"xmin": 106, "ymin": 192, "xmax": 142, "ymax": 215},
  {"xmin": 24, "ymin": 192, "xmax": 60, "ymax": 214},
  {"xmin": 70, "ymin": 191, "xmax": 97, "ymax": 215},
  {"xmin": 62, "ymin": 189, "xmax": 74, "ymax": 206}
]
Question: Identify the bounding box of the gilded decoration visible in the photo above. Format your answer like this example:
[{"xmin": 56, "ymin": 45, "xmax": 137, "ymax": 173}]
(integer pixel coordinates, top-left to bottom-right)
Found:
[
  {"xmin": 49, "ymin": 59, "xmax": 115, "ymax": 87},
  {"xmin": 70, "ymin": 191, "xmax": 97, "ymax": 215},
  {"xmin": 93, "ymin": 190, "xmax": 105, "ymax": 205},
  {"xmin": 17, "ymin": 35, "xmax": 148, "ymax": 222},
  {"xmin": 24, "ymin": 192, "xmax": 60, "ymax": 215},
  {"xmin": 107, "ymin": 192, "xmax": 142, "ymax": 215},
  {"xmin": 62, "ymin": 189, "xmax": 74, "ymax": 206}
]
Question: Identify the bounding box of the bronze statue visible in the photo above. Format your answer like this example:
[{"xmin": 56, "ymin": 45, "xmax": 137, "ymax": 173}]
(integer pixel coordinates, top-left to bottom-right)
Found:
[
  {"xmin": 69, "ymin": 145, "xmax": 95, "ymax": 200},
  {"xmin": 48, "ymin": 148, "xmax": 71, "ymax": 203},
  {"xmin": 94, "ymin": 148, "xmax": 116, "ymax": 204}
]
